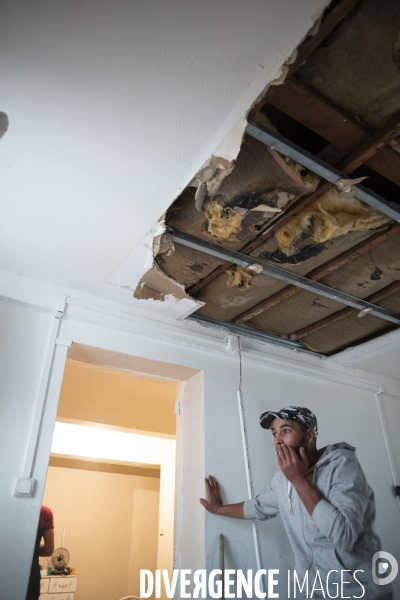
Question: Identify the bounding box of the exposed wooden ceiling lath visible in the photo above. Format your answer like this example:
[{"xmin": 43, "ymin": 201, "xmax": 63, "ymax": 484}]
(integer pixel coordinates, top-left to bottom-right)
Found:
[
  {"xmin": 234, "ymin": 224, "xmax": 400, "ymax": 324},
  {"xmin": 169, "ymin": 229, "xmax": 400, "ymax": 327}
]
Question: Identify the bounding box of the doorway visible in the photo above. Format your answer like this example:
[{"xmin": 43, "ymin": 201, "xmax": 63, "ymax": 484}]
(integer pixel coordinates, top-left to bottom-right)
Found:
[{"xmin": 40, "ymin": 351, "xmax": 181, "ymax": 600}]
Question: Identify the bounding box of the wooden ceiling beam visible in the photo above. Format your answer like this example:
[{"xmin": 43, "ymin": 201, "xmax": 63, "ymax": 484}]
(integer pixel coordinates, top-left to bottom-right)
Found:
[
  {"xmin": 291, "ymin": 281, "xmax": 400, "ymax": 342},
  {"xmin": 269, "ymin": 77, "xmax": 400, "ymax": 186},
  {"xmin": 187, "ymin": 262, "xmax": 231, "ymax": 296},
  {"xmin": 368, "ymin": 147, "xmax": 400, "ymax": 188},
  {"xmin": 250, "ymin": 0, "xmax": 362, "ymax": 114},
  {"xmin": 234, "ymin": 224, "xmax": 400, "ymax": 324},
  {"xmin": 268, "ymin": 77, "xmax": 367, "ymax": 153},
  {"xmin": 338, "ymin": 112, "xmax": 400, "ymax": 173}
]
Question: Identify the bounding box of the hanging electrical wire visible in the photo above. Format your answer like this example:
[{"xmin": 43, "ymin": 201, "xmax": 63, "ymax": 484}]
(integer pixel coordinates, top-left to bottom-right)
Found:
[{"xmin": 237, "ymin": 335, "xmax": 243, "ymax": 393}]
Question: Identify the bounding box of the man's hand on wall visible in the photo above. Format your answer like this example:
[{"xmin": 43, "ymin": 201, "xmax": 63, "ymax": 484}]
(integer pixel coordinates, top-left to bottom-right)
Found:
[
  {"xmin": 200, "ymin": 476, "xmax": 245, "ymax": 518},
  {"xmin": 200, "ymin": 476, "xmax": 223, "ymax": 513}
]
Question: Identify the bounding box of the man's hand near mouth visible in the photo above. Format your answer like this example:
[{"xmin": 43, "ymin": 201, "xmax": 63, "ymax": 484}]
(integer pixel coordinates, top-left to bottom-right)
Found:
[{"xmin": 277, "ymin": 443, "xmax": 322, "ymax": 516}]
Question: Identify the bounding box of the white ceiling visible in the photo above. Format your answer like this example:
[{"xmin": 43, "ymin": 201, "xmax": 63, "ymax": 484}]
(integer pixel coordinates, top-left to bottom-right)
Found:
[
  {"xmin": 330, "ymin": 329, "xmax": 400, "ymax": 382},
  {"xmin": 354, "ymin": 347, "xmax": 400, "ymax": 381},
  {"xmin": 0, "ymin": 0, "xmax": 327, "ymax": 293}
]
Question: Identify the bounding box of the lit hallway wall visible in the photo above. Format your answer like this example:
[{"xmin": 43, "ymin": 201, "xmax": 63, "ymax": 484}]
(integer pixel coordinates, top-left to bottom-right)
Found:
[
  {"xmin": 57, "ymin": 359, "xmax": 179, "ymax": 436},
  {"xmin": 42, "ymin": 464, "xmax": 160, "ymax": 600}
]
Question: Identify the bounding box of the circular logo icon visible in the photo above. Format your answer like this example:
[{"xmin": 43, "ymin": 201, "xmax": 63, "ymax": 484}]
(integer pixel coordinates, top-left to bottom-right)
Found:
[{"xmin": 372, "ymin": 551, "xmax": 398, "ymax": 586}]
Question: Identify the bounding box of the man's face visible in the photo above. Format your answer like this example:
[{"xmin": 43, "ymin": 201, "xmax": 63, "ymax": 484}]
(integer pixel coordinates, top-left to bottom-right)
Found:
[{"xmin": 270, "ymin": 417, "xmax": 308, "ymax": 455}]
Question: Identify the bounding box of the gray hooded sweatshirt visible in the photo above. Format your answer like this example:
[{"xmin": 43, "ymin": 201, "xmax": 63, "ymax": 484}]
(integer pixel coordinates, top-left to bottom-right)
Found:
[{"xmin": 244, "ymin": 443, "xmax": 392, "ymax": 599}]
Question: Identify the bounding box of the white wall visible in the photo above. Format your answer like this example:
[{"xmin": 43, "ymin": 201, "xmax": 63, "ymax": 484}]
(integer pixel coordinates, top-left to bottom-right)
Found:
[
  {"xmin": 204, "ymin": 360, "xmax": 400, "ymax": 597},
  {"xmin": 177, "ymin": 372, "xmax": 206, "ymax": 579},
  {"xmin": 0, "ymin": 291, "xmax": 400, "ymax": 599},
  {"xmin": 0, "ymin": 301, "xmax": 66, "ymax": 600}
]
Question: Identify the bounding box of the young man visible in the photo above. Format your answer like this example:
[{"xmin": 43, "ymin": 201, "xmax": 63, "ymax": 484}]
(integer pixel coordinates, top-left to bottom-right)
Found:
[{"xmin": 200, "ymin": 406, "xmax": 392, "ymax": 599}]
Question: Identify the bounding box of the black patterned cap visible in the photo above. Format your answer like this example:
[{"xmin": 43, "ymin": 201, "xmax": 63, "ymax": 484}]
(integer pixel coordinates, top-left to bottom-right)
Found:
[{"xmin": 260, "ymin": 406, "xmax": 318, "ymax": 437}]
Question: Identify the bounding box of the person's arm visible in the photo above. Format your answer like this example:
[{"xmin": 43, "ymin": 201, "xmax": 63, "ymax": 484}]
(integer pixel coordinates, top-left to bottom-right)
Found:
[
  {"xmin": 277, "ymin": 444, "xmax": 322, "ymax": 515},
  {"xmin": 310, "ymin": 455, "xmax": 369, "ymax": 552},
  {"xmin": 38, "ymin": 529, "xmax": 55, "ymax": 557},
  {"xmin": 200, "ymin": 476, "xmax": 245, "ymax": 518}
]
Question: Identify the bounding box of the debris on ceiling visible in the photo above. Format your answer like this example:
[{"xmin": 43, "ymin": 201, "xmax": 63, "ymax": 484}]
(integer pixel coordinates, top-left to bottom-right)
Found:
[{"xmin": 144, "ymin": 0, "xmax": 400, "ymax": 357}]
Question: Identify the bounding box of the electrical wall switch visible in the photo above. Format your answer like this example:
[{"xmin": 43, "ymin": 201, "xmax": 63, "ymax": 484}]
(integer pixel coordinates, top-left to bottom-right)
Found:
[{"xmin": 14, "ymin": 477, "xmax": 35, "ymax": 496}]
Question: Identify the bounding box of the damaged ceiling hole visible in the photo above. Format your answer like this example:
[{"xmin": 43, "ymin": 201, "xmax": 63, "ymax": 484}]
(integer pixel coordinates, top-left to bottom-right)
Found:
[{"xmin": 144, "ymin": 0, "xmax": 400, "ymax": 356}]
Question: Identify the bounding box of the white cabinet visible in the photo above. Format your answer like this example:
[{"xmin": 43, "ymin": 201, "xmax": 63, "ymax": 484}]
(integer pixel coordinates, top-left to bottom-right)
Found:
[
  {"xmin": 39, "ymin": 575, "xmax": 78, "ymax": 600},
  {"xmin": 40, "ymin": 578, "xmax": 50, "ymax": 594}
]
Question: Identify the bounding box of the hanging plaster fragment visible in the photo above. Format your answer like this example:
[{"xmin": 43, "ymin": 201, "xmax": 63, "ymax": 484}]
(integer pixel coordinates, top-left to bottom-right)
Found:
[
  {"xmin": 206, "ymin": 156, "xmax": 235, "ymax": 197},
  {"xmin": 197, "ymin": 165, "xmax": 217, "ymax": 182},
  {"xmin": 193, "ymin": 160, "xmax": 235, "ymax": 210},
  {"xmin": 194, "ymin": 165, "xmax": 217, "ymax": 211},
  {"xmin": 335, "ymin": 176, "xmax": 368, "ymax": 199},
  {"xmin": 247, "ymin": 264, "xmax": 263, "ymax": 274},
  {"xmin": 133, "ymin": 261, "xmax": 205, "ymax": 311},
  {"xmin": 226, "ymin": 266, "xmax": 253, "ymax": 288},
  {"xmin": 249, "ymin": 204, "xmax": 282, "ymax": 213},
  {"xmin": 233, "ymin": 206, "xmax": 248, "ymax": 216},
  {"xmin": 157, "ymin": 234, "xmax": 175, "ymax": 257},
  {"xmin": 358, "ymin": 308, "xmax": 372, "ymax": 318},
  {"xmin": 135, "ymin": 283, "xmax": 165, "ymax": 302},
  {"xmin": 277, "ymin": 192, "xmax": 293, "ymax": 208},
  {"xmin": 142, "ymin": 213, "xmax": 167, "ymax": 269},
  {"xmin": 195, "ymin": 183, "xmax": 207, "ymax": 211}
]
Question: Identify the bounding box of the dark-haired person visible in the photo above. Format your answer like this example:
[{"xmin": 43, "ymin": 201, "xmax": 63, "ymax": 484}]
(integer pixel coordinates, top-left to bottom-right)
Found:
[
  {"xmin": 201, "ymin": 406, "xmax": 392, "ymax": 599},
  {"xmin": 26, "ymin": 505, "xmax": 54, "ymax": 600}
]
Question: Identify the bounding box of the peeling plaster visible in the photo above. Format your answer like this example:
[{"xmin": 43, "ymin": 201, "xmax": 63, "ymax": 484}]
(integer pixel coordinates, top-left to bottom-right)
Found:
[{"xmin": 101, "ymin": 222, "xmax": 203, "ymax": 319}]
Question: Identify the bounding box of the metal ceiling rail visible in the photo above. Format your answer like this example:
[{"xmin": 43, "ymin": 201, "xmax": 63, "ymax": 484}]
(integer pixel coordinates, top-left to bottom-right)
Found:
[
  {"xmin": 168, "ymin": 229, "xmax": 400, "ymax": 326},
  {"xmin": 187, "ymin": 313, "xmax": 325, "ymax": 358},
  {"xmin": 246, "ymin": 118, "xmax": 400, "ymax": 223}
]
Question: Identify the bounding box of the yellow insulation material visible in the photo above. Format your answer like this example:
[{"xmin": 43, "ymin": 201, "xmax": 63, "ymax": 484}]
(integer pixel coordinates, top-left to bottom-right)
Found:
[
  {"xmin": 284, "ymin": 157, "xmax": 320, "ymax": 188},
  {"xmin": 226, "ymin": 266, "xmax": 252, "ymax": 288},
  {"xmin": 275, "ymin": 189, "xmax": 391, "ymax": 256},
  {"xmin": 203, "ymin": 200, "xmax": 243, "ymax": 239}
]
